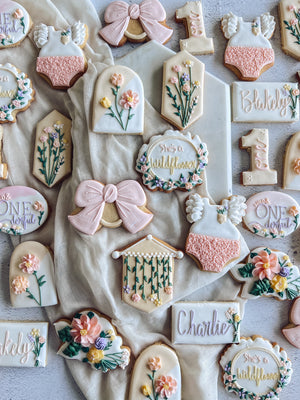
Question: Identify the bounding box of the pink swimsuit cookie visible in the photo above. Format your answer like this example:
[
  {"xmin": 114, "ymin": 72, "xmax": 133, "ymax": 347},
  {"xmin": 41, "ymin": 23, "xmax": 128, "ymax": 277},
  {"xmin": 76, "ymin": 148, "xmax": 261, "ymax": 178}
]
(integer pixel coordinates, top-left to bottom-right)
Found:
[
  {"xmin": 33, "ymin": 22, "xmax": 88, "ymax": 90},
  {"xmin": 221, "ymin": 12, "xmax": 275, "ymax": 81}
]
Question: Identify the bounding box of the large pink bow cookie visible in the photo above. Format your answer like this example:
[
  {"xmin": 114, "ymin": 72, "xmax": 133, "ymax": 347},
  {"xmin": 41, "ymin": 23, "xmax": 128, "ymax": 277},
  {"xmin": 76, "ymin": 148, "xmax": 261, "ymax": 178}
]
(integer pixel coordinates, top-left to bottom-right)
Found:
[
  {"xmin": 68, "ymin": 179, "xmax": 153, "ymax": 235},
  {"xmin": 99, "ymin": 0, "xmax": 173, "ymax": 47}
]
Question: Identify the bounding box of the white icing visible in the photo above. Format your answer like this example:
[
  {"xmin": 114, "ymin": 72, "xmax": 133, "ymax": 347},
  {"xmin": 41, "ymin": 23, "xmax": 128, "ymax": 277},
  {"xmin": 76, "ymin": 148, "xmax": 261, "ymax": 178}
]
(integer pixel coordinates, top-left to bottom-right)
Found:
[
  {"xmin": 0, "ymin": 164, "xmax": 4, "ymax": 178},
  {"xmin": 232, "ymin": 82, "xmax": 300, "ymax": 122},
  {"xmin": 226, "ymin": 195, "xmax": 247, "ymax": 225},
  {"xmin": 124, "ymin": 30, "xmax": 147, "ymax": 40},
  {"xmin": 186, "ymin": 193, "xmax": 204, "ymax": 223},
  {"xmin": 37, "ymin": 26, "xmax": 84, "ymax": 57},
  {"xmin": 33, "ymin": 23, "xmax": 48, "ymax": 48},
  {"xmin": 227, "ymin": 18, "xmax": 272, "ymax": 48},
  {"xmin": 260, "ymin": 12, "xmax": 276, "ymax": 40},
  {"xmin": 221, "ymin": 12, "xmax": 238, "ymax": 39},
  {"xmin": 0, "ymin": 321, "xmax": 48, "ymax": 367},
  {"xmin": 71, "ymin": 21, "xmax": 87, "ymax": 46},
  {"xmin": 0, "ymin": 1, "xmax": 31, "ymax": 47}
]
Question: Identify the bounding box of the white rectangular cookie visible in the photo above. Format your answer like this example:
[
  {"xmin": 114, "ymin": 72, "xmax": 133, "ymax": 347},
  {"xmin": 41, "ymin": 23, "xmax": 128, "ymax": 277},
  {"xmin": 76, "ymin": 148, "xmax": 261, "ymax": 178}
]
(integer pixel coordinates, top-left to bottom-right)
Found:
[
  {"xmin": 232, "ymin": 82, "xmax": 300, "ymax": 122},
  {"xmin": 0, "ymin": 321, "xmax": 48, "ymax": 367},
  {"xmin": 172, "ymin": 301, "xmax": 241, "ymax": 345}
]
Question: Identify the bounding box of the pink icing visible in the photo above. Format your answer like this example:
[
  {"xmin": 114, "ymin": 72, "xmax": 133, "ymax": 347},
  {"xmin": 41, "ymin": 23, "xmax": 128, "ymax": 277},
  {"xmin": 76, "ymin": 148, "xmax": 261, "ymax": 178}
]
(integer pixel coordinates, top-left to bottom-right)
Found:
[
  {"xmin": 99, "ymin": 0, "xmax": 172, "ymax": 46},
  {"xmin": 282, "ymin": 326, "xmax": 300, "ymax": 349},
  {"xmin": 36, "ymin": 56, "xmax": 85, "ymax": 88},
  {"xmin": 0, "ymin": 185, "xmax": 39, "ymax": 198},
  {"xmin": 186, "ymin": 233, "xmax": 240, "ymax": 272},
  {"xmin": 291, "ymin": 298, "xmax": 300, "ymax": 325},
  {"xmin": 224, "ymin": 46, "xmax": 274, "ymax": 78}
]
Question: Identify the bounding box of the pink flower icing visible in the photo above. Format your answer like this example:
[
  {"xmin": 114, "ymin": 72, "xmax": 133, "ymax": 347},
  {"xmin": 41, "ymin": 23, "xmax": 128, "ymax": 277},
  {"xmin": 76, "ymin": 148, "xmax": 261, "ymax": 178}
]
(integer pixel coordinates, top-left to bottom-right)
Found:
[
  {"xmin": 252, "ymin": 250, "xmax": 280, "ymax": 280},
  {"xmin": 155, "ymin": 375, "xmax": 177, "ymax": 398},
  {"xmin": 119, "ymin": 90, "xmax": 139, "ymax": 109},
  {"xmin": 111, "ymin": 73, "xmax": 124, "ymax": 87},
  {"xmin": 19, "ymin": 254, "xmax": 40, "ymax": 274},
  {"xmin": 13, "ymin": 8, "xmax": 23, "ymax": 19},
  {"xmin": 186, "ymin": 233, "xmax": 240, "ymax": 272},
  {"xmin": 70, "ymin": 314, "xmax": 101, "ymax": 346},
  {"xmin": 148, "ymin": 356, "xmax": 161, "ymax": 371},
  {"xmin": 224, "ymin": 46, "xmax": 274, "ymax": 79},
  {"xmin": 11, "ymin": 275, "xmax": 29, "ymax": 294}
]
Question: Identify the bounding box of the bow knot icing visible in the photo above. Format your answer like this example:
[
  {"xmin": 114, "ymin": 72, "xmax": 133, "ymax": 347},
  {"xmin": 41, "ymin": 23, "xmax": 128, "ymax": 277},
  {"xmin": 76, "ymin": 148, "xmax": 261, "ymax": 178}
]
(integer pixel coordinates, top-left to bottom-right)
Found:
[{"xmin": 128, "ymin": 4, "xmax": 140, "ymax": 19}]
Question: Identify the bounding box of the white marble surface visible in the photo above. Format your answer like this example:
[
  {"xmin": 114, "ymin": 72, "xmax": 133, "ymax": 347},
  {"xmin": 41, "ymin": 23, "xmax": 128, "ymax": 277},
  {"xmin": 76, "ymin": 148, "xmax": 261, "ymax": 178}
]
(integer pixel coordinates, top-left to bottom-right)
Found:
[{"xmin": 1, "ymin": 0, "xmax": 300, "ymax": 399}]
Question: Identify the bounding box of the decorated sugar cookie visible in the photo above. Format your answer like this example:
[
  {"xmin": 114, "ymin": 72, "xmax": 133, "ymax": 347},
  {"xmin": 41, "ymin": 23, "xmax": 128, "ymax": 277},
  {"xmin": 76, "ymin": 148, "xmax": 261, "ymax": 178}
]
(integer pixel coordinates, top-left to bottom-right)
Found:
[
  {"xmin": 0, "ymin": 126, "xmax": 8, "ymax": 179},
  {"xmin": 175, "ymin": 1, "xmax": 214, "ymax": 55},
  {"xmin": 283, "ymin": 131, "xmax": 300, "ymax": 190},
  {"xmin": 10, "ymin": 241, "xmax": 58, "ymax": 308},
  {"xmin": 232, "ymin": 82, "xmax": 300, "ymax": 122},
  {"xmin": 92, "ymin": 65, "xmax": 144, "ymax": 135},
  {"xmin": 136, "ymin": 130, "xmax": 208, "ymax": 192},
  {"xmin": 231, "ymin": 247, "xmax": 300, "ymax": 301},
  {"xmin": 0, "ymin": 186, "xmax": 48, "ymax": 235},
  {"xmin": 0, "ymin": 1, "xmax": 32, "ymax": 48},
  {"xmin": 112, "ymin": 234, "xmax": 184, "ymax": 313},
  {"xmin": 32, "ymin": 110, "xmax": 72, "ymax": 188},
  {"xmin": 282, "ymin": 298, "xmax": 300, "ymax": 348},
  {"xmin": 33, "ymin": 22, "xmax": 88, "ymax": 90},
  {"xmin": 240, "ymin": 129, "xmax": 277, "ymax": 186},
  {"xmin": 219, "ymin": 336, "xmax": 292, "ymax": 400},
  {"xmin": 68, "ymin": 179, "xmax": 153, "ymax": 235},
  {"xmin": 243, "ymin": 191, "xmax": 300, "ymax": 238},
  {"xmin": 0, "ymin": 63, "xmax": 34, "ymax": 123},
  {"xmin": 54, "ymin": 310, "xmax": 130, "ymax": 372},
  {"xmin": 185, "ymin": 194, "xmax": 247, "ymax": 273},
  {"xmin": 221, "ymin": 12, "xmax": 275, "ymax": 80},
  {"xmin": 279, "ymin": 1, "xmax": 300, "ymax": 60},
  {"xmin": 172, "ymin": 301, "xmax": 241, "ymax": 345},
  {"xmin": 128, "ymin": 343, "xmax": 181, "ymax": 400},
  {"xmin": 99, "ymin": 0, "xmax": 173, "ymax": 47},
  {"xmin": 161, "ymin": 50, "xmax": 204, "ymax": 130},
  {"xmin": 0, "ymin": 321, "xmax": 48, "ymax": 367}
]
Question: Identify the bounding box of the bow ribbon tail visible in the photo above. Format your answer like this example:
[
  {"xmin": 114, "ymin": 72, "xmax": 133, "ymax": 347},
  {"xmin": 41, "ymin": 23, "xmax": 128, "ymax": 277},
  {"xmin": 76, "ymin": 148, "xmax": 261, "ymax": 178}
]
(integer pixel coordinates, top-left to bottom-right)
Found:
[
  {"xmin": 116, "ymin": 201, "xmax": 153, "ymax": 234},
  {"xmin": 99, "ymin": 16, "xmax": 130, "ymax": 46},
  {"xmin": 139, "ymin": 17, "xmax": 173, "ymax": 43},
  {"xmin": 68, "ymin": 203, "xmax": 105, "ymax": 235}
]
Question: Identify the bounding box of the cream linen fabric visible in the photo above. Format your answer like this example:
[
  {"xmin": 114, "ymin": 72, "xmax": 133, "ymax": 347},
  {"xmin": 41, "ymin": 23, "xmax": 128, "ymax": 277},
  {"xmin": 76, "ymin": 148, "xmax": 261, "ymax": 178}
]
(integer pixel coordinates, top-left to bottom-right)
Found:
[{"xmin": 0, "ymin": 1, "xmax": 248, "ymax": 399}]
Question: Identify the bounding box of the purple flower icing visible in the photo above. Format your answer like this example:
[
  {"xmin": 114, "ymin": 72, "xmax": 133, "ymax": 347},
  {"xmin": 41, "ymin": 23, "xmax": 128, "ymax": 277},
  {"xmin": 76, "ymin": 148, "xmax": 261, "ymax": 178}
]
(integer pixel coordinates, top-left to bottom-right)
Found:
[
  {"xmin": 279, "ymin": 267, "xmax": 290, "ymax": 278},
  {"xmin": 95, "ymin": 337, "xmax": 108, "ymax": 350}
]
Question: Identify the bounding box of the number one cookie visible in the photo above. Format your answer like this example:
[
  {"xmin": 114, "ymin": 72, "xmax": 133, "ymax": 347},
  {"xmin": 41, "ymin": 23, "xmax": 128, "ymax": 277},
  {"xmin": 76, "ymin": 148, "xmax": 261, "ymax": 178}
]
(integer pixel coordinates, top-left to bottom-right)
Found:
[
  {"xmin": 175, "ymin": 1, "xmax": 214, "ymax": 55},
  {"xmin": 240, "ymin": 129, "xmax": 277, "ymax": 185},
  {"xmin": 0, "ymin": 126, "xmax": 8, "ymax": 179}
]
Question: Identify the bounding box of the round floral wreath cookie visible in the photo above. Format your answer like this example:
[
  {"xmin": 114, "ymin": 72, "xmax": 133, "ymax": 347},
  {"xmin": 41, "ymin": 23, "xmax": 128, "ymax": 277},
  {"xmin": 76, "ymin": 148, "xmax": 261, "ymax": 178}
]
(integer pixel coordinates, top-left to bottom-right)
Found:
[{"xmin": 219, "ymin": 336, "xmax": 293, "ymax": 400}]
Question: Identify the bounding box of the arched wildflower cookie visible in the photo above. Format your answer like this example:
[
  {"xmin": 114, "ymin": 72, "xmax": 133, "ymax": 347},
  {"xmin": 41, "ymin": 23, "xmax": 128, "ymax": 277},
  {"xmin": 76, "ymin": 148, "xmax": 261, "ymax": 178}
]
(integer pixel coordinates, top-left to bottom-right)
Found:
[
  {"xmin": 231, "ymin": 247, "xmax": 300, "ymax": 300},
  {"xmin": 112, "ymin": 234, "xmax": 184, "ymax": 313},
  {"xmin": 219, "ymin": 336, "xmax": 293, "ymax": 400},
  {"xmin": 185, "ymin": 194, "xmax": 247, "ymax": 272},
  {"xmin": 54, "ymin": 310, "xmax": 130, "ymax": 372},
  {"xmin": 33, "ymin": 22, "xmax": 88, "ymax": 89},
  {"xmin": 282, "ymin": 298, "xmax": 300, "ymax": 348},
  {"xmin": 221, "ymin": 12, "xmax": 275, "ymax": 80},
  {"xmin": 128, "ymin": 343, "xmax": 181, "ymax": 400},
  {"xmin": 279, "ymin": 0, "xmax": 300, "ymax": 60},
  {"xmin": 0, "ymin": 1, "xmax": 32, "ymax": 48}
]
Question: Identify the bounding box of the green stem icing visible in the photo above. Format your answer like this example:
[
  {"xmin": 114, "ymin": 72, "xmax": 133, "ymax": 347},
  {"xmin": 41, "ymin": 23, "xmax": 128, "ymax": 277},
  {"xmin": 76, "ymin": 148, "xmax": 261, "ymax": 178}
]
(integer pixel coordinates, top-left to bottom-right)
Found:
[
  {"xmin": 25, "ymin": 288, "xmax": 40, "ymax": 306},
  {"xmin": 125, "ymin": 107, "xmax": 131, "ymax": 130}
]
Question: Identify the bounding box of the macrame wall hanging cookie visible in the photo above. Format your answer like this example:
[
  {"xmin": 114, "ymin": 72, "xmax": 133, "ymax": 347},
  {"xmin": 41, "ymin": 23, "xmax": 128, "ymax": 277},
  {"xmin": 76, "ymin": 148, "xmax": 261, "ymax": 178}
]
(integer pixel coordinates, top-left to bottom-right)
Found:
[
  {"xmin": 33, "ymin": 21, "xmax": 88, "ymax": 90},
  {"xmin": 221, "ymin": 12, "xmax": 275, "ymax": 80},
  {"xmin": 128, "ymin": 343, "xmax": 181, "ymax": 400},
  {"xmin": 92, "ymin": 65, "xmax": 144, "ymax": 135},
  {"xmin": 185, "ymin": 194, "xmax": 247, "ymax": 273},
  {"xmin": 112, "ymin": 234, "xmax": 184, "ymax": 313},
  {"xmin": 68, "ymin": 179, "xmax": 153, "ymax": 235},
  {"xmin": 10, "ymin": 241, "xmax": 58, "ymax": 308},
  {"xmin": 32, "ymin": 110, "xmax": 72, "ymax": 188},
  {"xmin": 99, "ymin": 0, "xmax": 173, "ymax": 47},
  {"xmin": 54, "ymin": 310, "xmax": 131, "ymax": 372},
  {"xmin": 0, "ymin": 0, "xmax": 32, "ymax": 48}
]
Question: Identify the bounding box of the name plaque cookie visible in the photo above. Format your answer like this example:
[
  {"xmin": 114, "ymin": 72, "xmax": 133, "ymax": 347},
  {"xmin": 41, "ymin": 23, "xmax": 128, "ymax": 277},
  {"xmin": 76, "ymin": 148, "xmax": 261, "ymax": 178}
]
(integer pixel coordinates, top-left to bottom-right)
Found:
[
  {"xmin": 0, "ymin": 186, "xmax": 48, "ymax": 235},
  {"xmin": 243, "ymin": 191, "xmax": 300, "ymax": 238},
  {"xmin": 172, "ymin": 301, "xmax": 241, "ymax": 345},
  {"xmin": 232, "ymin": 82, "xmax": 300, "ymax": 122}
]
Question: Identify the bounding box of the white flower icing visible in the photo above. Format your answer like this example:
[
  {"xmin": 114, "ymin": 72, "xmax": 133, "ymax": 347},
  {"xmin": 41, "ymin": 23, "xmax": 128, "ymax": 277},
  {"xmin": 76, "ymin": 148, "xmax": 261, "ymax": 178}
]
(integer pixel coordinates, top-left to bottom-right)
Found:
[
  {"xmin": 71, "ymin": 21, "xmax": 87, "ymax": 46},
  {"xmin": 186, "ymin": 193, "xmax": 204, "ymax": 223},
  {"xmin": 221, "ymin": 12, "xmax": 238, "ymax": 39},
  {"xmin": 33, "ymin": 24, "xmax": 48, "ymax": 48},
  {"xmin": 226, "ymin": 195, "xmax": 247, "ymax": 225}
]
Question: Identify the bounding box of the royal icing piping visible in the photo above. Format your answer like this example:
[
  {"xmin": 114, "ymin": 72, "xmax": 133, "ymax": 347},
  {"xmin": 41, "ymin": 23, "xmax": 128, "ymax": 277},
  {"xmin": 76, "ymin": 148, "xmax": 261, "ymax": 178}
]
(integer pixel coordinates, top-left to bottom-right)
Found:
[
  {"xmin": 232, "ymin": 82, "xmax": 300, "ymax": 122},
  {"xmin": 69, "ymin": 180, "xmax": 153, "ymax": 235},
  {"xmin": 0, "ymin": 186, "xmax": 48, "ymax": 235},
  {"xmin": 161, "ymin": 51, "xmax": 204, "ymax": 130},
  {"xmin": 128, "ymin": 344, "xmax": 181, "ymax": 400},
  {"xmin": 220, "ymin": 336, "xmax": 293, "ymax": 399},
  {"xmin": 221, "ymin": 12, "xmax": 275, "ymax": 80},
  {"xmin": 283, "ymin": 131, "xmax": 300, "ymax": 190},
  {"xmin": 54, "ymin": 310, "xmax": 130, "ymax": 372},
  {"xmin": 10, "ymin": 241, "xmax": 58, "ymax": 308},
  {"xmin": 241, "ymin": 129, "xmax": 277, "ymax": 185},
  {"xmin": 172, "ymin": 302, "xmax": 241, "ymax": 345},
  {"xmin": 185, "ymin": 195, "xmax": 246, "ymax": 272},
  {"xmin": 243, "ymin": 191, "xmax": 300, "ymax": 238},
  {"xmin": 112, "ymin": 234, "xmax": 183, "ymax": 313},
  {"xmin": 175, "ymin": 1, "xmax": 214, "ymax": 55},
  {"xmin": 99, "ymin": 0, "xmax": 173, "ymax": 46},
  {"xmin": 0, "ymin": 321, "xmax": 48, "ymax": 367},
  {"xmin": 232, "ymin": 247, "xmax": 300, "ymax": 300},
  {"xmin": 0, "ymin": 63, "xmax": 34, "ymax": 123},
  {"xmin": 92, "ymin": 65, "xmax": 144, "ymax": 135},
  {"xmin": 279, "ymin": 1, "xmax": 300, "ymax": 60},
  {"xmin": 136, "ymin": 129, "xmax": 208, "ymax": 192},
  {"xmin": 32, "ymin": 110, "xmax": 72, "ymax": 188},
  {"xmin": 0, "ymin": 126, "xmax": 7, "ymax": 179},
  {"xmin": 282, "ymin": 298, "xmax": 300, "ymax": 348},
  {"xmin": 0, "ymin": 1, "xmax": 31, "ymax": 48}
]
